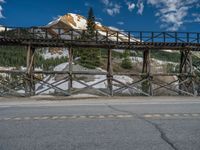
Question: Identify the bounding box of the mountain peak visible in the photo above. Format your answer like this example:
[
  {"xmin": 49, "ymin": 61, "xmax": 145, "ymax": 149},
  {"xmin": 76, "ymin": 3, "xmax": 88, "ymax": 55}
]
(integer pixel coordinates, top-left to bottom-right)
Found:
[
  {"xmin": 47, "ymin": 13, "xmax": 112, "ymax": 32},
  {"xmin": 45, "ymin": 13, "xmax": 135, "ymax": 43}
]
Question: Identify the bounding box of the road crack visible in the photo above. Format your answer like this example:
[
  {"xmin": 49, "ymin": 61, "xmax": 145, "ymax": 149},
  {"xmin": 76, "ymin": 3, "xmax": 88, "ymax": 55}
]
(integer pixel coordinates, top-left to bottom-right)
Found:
[{"xmin": 106, "ymin": 104, "xmax": 179, "ymax": 150}]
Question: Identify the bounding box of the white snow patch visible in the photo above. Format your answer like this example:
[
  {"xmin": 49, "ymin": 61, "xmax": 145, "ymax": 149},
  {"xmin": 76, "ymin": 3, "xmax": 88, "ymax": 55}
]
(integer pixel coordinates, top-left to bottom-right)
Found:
[
  {"xmin": 114, "ymin": 75, "xmax": 134, "ymax": 84},
  {"xmin": 42, "ymin": 48, "xmax": 68, "ymax": 60},
  {"xmin": 0, "ymin": 66, "xmax": 15, "ymax": 70},
  {"xmin": 152, "ymin": 58, "xmax": 178, "ymax": 65},
  {"xmin": 162, "ymin": 50, "xmax": 177, "ymax": 53},
  {"xmin": 68, "ymin": 13, "xmax": 87, "ymax": 30},
  {"xmin": 0, "ymin": 26, "xmax": 5, "ymax": 32},
  {"xmin": 131, "ymin": 57, "xmax": 143, "ymax": 63},
  {"xmin": 95, "ymin": 22, "xmax": 103, "ymax": 27},
  {"xmin": 47, "ymin": 17, "xmax": 61, "ymax": 27},
  {"xmin": 0, "ymin": 67, "xmax": 16, "ymax": 78},
  {"xmin": 54, "ymin": 63, "xmax": 68, "ymax": 71},
  {"xmin": 108, "ymin": 26, "xmax": 121, "ymax": 31},
  {"xmin": 33, "ymin": 64, "xmax": 136, "ymax": 95},
  {"xmin": 19, "ymin": 67, "xmax": 42, "ymax": 71}
]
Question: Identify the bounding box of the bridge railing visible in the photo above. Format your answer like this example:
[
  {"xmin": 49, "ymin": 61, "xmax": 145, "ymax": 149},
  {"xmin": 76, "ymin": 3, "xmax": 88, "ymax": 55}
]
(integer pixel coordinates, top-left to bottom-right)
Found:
[{"xmin": 0, "ymin": 26, "xmax": 200, "ymax": 44}]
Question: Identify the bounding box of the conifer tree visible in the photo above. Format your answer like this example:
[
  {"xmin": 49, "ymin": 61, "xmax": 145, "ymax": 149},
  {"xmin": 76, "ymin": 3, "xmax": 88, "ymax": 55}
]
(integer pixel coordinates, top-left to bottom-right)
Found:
[
  {"xmin": 74, "ymin": 7, "xmax": 101, "ymax": 69},
  {"xmin": 87, "ymin": 7, "xmax": 95, "ymax": 37},
  {"xmin": 121, "ymin": 49, "xmax": 132, "ymax": 69}
]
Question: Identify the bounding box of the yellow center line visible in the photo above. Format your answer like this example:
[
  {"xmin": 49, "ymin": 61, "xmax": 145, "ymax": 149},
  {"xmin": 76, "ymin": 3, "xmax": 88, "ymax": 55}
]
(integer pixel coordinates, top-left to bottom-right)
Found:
[{"xmin": 1, "ymin": 113, "xmax": 200, "ymax": 121}]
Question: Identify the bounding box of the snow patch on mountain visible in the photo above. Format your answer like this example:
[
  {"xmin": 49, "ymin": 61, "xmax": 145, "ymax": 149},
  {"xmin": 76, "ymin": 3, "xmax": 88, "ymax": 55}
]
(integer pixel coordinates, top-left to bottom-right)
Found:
[
  {"xmin": 68, "ymin": 13, "xmax": 87, "ymax": 29},
  {"xmin": 47, "ymin": 17, "xmax": 62, "ymax": 27}
]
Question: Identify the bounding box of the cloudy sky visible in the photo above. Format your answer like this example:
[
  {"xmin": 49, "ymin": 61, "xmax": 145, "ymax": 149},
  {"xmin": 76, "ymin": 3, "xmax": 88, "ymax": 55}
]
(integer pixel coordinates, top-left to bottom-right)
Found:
[{"xmin": 0, "ymin": 0, "xmax": 200, "ymax": 31}]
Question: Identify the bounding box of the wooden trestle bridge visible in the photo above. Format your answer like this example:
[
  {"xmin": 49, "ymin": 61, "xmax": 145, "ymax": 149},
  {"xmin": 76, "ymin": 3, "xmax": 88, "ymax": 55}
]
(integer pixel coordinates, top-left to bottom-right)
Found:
[{"xmin": 0, "ymin": 26, "xmax": 200, "ymax": 97}]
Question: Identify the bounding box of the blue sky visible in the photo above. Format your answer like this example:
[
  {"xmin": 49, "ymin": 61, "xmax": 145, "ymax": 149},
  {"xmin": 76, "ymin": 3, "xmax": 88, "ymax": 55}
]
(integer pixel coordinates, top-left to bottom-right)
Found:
[{"xmin": 0, "ymin": 0, "xmax": 200, "ymax": 31}]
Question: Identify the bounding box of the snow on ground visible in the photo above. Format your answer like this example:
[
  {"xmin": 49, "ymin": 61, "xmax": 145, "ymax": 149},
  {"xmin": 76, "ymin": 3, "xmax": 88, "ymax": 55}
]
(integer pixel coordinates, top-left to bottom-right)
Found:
[
  {"xmin": 151, "ymin": 58, "xmax": 178, "ymax": 65},
  {"xmin": 0, "ymin": 66, "xmax": 16, "ymax": 70},
  {"xmin": 42, "ymin": 48, "xmax": 68, "ymax": 60},
  {"xmin": 13, "ymin": 52, "xmax": 180, "ymax": 95},
  {"xmin": 33, "ymin": 63, "xmax": 136, "ymax": 95},
  {"xmin": 130, "ymin": 57, "xmax": 143, "ymax": 63},
  {"xmin": 20, "ymin": 67, "xmax": 42, "ymax": 71},
  {"xmin": 130, "ymin": 56, "xmax": 178, "ymax": 65},
  {"xmin": 54, "ymin": 63, "xmax": 68, "ymax": 71},
  {"xmin": 162, "ymin": 50, "xmax": 179, "ymax": 53},
  {"xmin": 33, "ymin": 55, "xmax": 180, "ymax": 95},
  {"xmin": 113, "ymin": 75, "xmax": 133, "ymax": 84},
  {"xmin": 0, "ymin": 67, "xmax": 16, "ymax": 78},
  {"xmin": 35, "ymin": 74, "xmax": 135, "ymax": 95},
  {"xmin": 0, "ymin": 26, "xmax": 5, "ymax": 32}
]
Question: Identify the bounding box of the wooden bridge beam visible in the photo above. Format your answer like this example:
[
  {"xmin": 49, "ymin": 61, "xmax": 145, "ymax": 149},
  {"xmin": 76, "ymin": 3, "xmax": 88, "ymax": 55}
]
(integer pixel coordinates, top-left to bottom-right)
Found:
[
  {"xmin": 107, "ymin": 49, "xmax": 113, "ymax": 96},
  {"xmin": 142, "ymin": 50, "xmax": 153, "ymax": 96},
  {"xmin": 68, "ymin": 47, "xmax": 73, "ymax": 95},
  {"xmin": 26, "ymin": 45, "xmax": 35, "ymax": 96}
]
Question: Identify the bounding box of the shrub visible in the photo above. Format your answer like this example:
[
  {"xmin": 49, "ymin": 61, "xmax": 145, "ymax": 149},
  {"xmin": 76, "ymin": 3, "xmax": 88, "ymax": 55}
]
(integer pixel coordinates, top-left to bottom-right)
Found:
[{"xmin": 121, "ymin": 50, "xmax": 132, "ymax": 69}]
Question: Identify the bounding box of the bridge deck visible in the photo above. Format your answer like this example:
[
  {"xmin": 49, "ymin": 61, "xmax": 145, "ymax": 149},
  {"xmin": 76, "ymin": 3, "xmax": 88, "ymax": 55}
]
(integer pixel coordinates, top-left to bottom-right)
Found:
[{"xmin": 0, "ymin": 27, "xmax": 200, "ymax": 51}]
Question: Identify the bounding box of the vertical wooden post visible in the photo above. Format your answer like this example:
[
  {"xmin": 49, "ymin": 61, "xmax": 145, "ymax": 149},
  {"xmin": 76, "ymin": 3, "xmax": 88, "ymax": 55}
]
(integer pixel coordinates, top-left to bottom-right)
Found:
[
  {"xmin": 107, "ymin": 49, "xmax": 113, "ymax": 96},
  {"xmin": 189, "ymin": 52, "xmax": 196, "ymax": 96},
  {"xmin": 179, "ymin": 50, "xmax": 184, "ymax": 95},
  {"xmin": 148, "ymin": 50, "xmax": 153, "ymax": 96},
  {"xmin": 142, "ymin": 50, "xmax": 149, "ymax": 73},
  {"xmin": 68, "ymin": 47, "xmax": 73, "ymax": 95},
  {"xmin": 142, "ymin": 50, "xmax": 153, "ymax": 96},
  {"xmin": 26, "ymin": 45, "xmax": 35, "ymax": 96}
]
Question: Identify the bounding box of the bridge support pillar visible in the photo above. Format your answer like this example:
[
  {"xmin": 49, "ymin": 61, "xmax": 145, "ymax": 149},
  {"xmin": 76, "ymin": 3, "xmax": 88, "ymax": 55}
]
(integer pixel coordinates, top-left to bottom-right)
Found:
[
  {"xmin": 68, "ymin": 47, "xmax": 73, "ymax": 95},
  {"xmin": 26, "ymin": 45, "xmax": 35, "ymax": 96},
  {"xmin": 107, "ymin": 49, "xmax": 113, "ymax": 96},
  {"xmin": 179, "ymin": 50, "xmax": 195, "ymax": 96},
  {"xmin": 142, "ymin": 50, "xmax": 153, "ymax": 96}
]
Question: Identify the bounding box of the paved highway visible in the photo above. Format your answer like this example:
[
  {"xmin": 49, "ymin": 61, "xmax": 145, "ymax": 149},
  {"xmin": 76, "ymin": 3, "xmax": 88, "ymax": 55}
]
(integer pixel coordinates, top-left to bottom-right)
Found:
[{"xmin": 0, "ymin": 97, "xmax": 200, "ymax": 150}]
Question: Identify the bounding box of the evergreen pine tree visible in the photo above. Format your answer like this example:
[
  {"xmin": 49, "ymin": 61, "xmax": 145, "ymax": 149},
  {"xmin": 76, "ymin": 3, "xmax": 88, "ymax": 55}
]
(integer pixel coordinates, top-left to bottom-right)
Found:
[
  {"xmin": 74, "ymin": 7, "xmax": 101, "ymax": 69},
  {"xmin": 121, "ymin": 49, "xmax": 132, "ymax": 69},
  {"xmin": 87, "ymin": 7, "xmax": 96, "ymax": 38}
]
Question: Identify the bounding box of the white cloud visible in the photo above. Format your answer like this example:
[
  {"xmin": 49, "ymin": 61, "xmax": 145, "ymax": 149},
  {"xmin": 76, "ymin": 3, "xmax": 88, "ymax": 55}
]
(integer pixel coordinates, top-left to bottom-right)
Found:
[
  {"xmin": 102, "ymin": 0, "xmax": 109, "ymax": 6},
  {"xmin": 0, "ymin": 0, "xmax": 4, "ymax": 19},
  {"xmin": 117, "ymin": 21, "xmax": 124, "ymax": 25},
  {"xmin": 0, "ymin": 6, "xmax": 3, "ymax": 18},
  {"xmin": 125, "ymin": 1, "xmax": 135, "ymax": 12},
  {"xmin": 101, "ymin": 0, "xmax": 121, "ymax": 16},
  {"xmin": 137, "ymin": 0, "xmax": 144, "ymax": 15},
  {"xmin": 192, "ymin": 13, "xmax": 200, "ymax": 23},
  {"xmin": 147, "ymin": 0, "xmax": 199, "ymax": 31},
  {"xmin": 106, "ymin": 4, "xmax": 121, "ymax": 16}
]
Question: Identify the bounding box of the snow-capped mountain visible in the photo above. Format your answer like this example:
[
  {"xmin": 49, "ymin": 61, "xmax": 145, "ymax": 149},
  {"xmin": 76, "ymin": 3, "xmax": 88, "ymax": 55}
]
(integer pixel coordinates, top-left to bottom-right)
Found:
[
  {"xmin": 38, "ymin": 13, "xmax": 138, "ymax": 59},
  {"xmin": 44, "ymin": 13, "xmax": 138, "ymax": 42}
]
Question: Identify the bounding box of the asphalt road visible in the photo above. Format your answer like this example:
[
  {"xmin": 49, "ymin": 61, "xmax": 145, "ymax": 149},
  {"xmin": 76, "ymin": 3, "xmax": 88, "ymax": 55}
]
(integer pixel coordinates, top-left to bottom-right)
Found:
[{"xmin": 0, "ymin": 97, "xmax": 200, "ymax": 150}]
